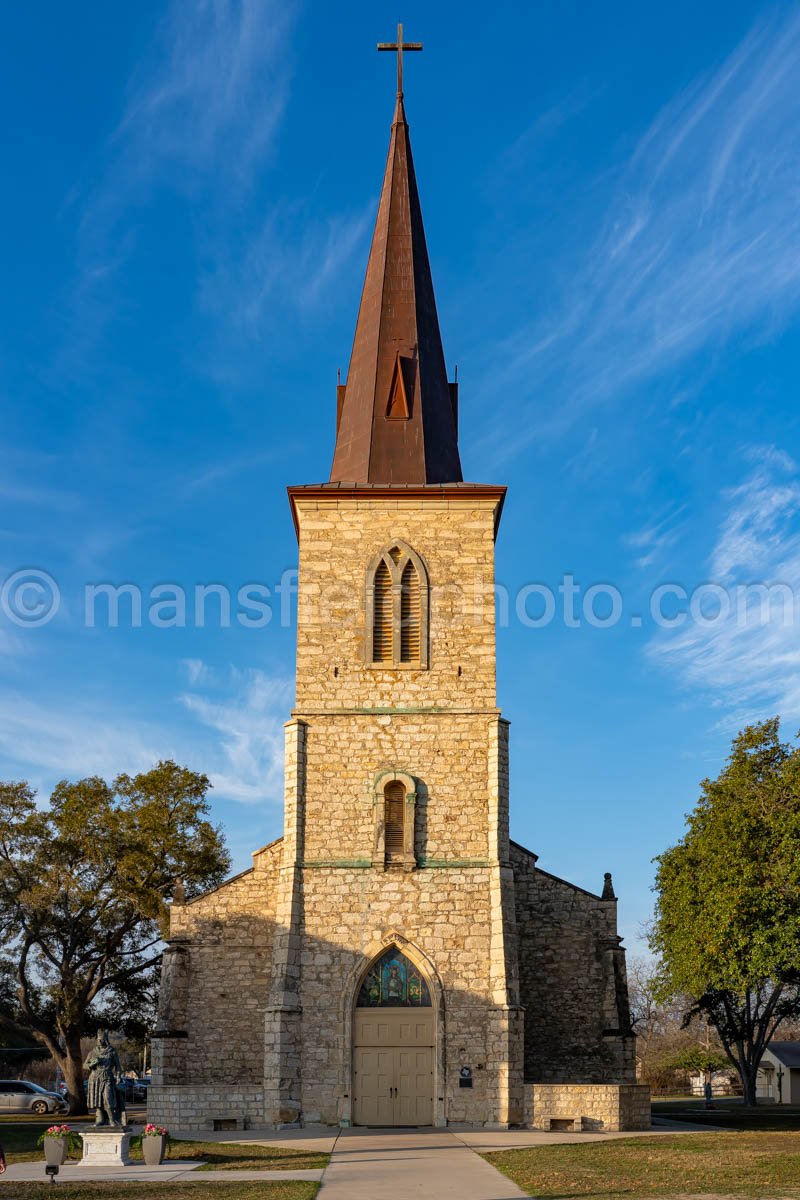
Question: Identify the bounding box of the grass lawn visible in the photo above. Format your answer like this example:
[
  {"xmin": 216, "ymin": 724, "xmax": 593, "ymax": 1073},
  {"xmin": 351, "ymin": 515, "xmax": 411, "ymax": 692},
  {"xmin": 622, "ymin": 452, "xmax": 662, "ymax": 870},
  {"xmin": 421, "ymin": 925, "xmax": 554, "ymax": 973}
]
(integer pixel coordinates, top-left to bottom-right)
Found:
[
  {"xmin": 0, "ymin": 1119, "xmax": 328, "ymax": 1172},
  {"xmin": 0, "ymin": 1184, "xmax": 318, "ymax": 1200},
  {"xmin": 485, "ymin": 1131, "xmax": 800, "ymax": 1199},
  {"xmin": 0, "ymin": 1121, "xmax": 73, "ymax": 1164},
  {"xmin": 154, "ymin": 1138, "xmax": 328, "ymax": 1172}
]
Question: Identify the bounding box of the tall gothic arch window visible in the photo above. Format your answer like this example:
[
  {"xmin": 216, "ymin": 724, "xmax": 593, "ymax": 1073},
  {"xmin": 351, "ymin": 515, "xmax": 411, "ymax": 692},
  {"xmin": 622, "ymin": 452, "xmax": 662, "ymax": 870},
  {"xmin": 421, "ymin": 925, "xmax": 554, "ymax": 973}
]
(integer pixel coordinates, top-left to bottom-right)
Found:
[
  {"xmin": 400, "ymin": 560, "xmax": 420, "ymax": 662},
  {"xmin": 373, "ymin": 559, "xmax": 394, "ymax": 662},
  {"xmin": 365, "ymin": 541, "xmax": 429, "ymax": 668}
]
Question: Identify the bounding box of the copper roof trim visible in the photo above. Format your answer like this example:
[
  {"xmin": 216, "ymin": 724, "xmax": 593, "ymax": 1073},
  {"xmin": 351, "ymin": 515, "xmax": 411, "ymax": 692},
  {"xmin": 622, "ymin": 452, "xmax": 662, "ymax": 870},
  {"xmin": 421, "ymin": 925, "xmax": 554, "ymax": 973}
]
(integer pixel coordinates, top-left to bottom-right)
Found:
[{"xmin": 287, "ymin": 482, "xmax": 506, "ymax": 538}]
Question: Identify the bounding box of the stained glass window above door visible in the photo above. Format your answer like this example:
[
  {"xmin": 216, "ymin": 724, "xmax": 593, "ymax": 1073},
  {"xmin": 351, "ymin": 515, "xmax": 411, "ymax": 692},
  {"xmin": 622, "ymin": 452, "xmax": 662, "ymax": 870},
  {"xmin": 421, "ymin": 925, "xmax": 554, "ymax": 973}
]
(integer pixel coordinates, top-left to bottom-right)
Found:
[{"xmin": 356, "ymin": 946, "xmax": 432, "ymax": 1007}]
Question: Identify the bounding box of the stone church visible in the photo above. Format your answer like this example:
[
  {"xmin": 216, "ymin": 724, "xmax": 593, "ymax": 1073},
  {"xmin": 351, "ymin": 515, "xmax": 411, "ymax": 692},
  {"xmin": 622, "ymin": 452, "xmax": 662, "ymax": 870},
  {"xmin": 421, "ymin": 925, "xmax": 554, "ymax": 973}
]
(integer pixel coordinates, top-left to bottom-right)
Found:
[{"xmin": 150, "ymin": 67, "xmax": 647, "ymax": 1133}]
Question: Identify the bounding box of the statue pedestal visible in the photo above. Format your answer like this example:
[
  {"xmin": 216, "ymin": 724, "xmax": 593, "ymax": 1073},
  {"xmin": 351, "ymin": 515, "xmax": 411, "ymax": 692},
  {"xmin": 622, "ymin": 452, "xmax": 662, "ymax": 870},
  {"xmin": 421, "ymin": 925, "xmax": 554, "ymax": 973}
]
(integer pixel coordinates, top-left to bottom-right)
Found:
[{"xmin": 79, "ymin": 1129, "xmax": 132, "ymax": 1166}]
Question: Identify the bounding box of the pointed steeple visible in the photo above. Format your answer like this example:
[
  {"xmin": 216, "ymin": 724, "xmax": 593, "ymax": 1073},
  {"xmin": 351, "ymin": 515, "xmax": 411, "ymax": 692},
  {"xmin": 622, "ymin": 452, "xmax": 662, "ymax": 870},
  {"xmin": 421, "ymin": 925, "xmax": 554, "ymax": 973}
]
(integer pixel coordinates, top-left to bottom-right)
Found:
[{"xmin": 330, "ymin": 91, "xmax": 462, "ymax": 484}]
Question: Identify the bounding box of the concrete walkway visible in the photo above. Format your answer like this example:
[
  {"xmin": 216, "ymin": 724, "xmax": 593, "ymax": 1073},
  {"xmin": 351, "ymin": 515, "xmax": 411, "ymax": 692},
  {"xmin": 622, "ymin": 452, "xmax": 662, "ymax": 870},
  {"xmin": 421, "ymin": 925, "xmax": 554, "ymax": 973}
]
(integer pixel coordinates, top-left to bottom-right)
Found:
[
  {"xmin": 0, "ymin": 1160, "xmax": 325, "ymax": 1184},
  {"xmin": 318, "ymin": 1128, "xmax": 527, "ymax": 1199}
]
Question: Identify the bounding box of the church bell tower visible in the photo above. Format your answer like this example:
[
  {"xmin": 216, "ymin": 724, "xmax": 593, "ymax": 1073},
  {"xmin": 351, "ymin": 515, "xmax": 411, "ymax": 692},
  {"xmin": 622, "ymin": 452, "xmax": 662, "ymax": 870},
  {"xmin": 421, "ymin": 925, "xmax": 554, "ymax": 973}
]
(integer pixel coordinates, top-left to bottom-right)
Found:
[{"xmin": 263, "ymin": 29, "xmax": 524, "ymax": 1127}]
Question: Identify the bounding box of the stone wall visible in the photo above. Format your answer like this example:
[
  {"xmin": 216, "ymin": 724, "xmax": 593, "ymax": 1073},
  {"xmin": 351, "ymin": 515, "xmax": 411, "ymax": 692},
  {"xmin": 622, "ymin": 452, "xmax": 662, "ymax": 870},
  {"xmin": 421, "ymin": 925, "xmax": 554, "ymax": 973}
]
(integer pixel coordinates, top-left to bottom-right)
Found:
[
  {"xmin": 150, "ymin": 839, "xmax": 282, "ymax": 1092},
  {"xmin": 526, "ymin": 1083, "xmax": 651, "ymax": 1132},
  {"xmin": 300, "ymin": 713, "xmax": 496, "ymax": 864},
  {"xmin": 148, "ymin": 1085, "xmax": 264, "ymax": 1131},
  {"xmin": 294, "ymin": 862, "xmax": 518, "ymax": 1126},
  {"xmin": 512, "ymin": 843, "xmax": 636, "ymax": 1084},
  {"xmin": 292, "ymin": 494, "xmax": 502, "ymax": 711}
]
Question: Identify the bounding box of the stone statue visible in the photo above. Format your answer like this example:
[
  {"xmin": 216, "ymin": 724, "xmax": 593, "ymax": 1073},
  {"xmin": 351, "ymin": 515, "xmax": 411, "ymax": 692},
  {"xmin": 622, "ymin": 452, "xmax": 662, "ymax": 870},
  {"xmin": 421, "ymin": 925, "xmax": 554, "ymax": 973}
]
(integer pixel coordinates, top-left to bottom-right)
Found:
[{"xmin": 83, "ymin": 1031, "xmax": 126, "ymax": 1127}]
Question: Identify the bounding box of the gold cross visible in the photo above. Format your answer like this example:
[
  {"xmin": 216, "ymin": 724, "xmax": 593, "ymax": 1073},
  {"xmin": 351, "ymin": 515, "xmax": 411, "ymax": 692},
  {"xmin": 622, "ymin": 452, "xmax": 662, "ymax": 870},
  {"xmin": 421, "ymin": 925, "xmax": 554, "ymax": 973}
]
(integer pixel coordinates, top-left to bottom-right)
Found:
[{"xmin": 377, "ymin": 23, "xmax": 422, "ymax": 97}]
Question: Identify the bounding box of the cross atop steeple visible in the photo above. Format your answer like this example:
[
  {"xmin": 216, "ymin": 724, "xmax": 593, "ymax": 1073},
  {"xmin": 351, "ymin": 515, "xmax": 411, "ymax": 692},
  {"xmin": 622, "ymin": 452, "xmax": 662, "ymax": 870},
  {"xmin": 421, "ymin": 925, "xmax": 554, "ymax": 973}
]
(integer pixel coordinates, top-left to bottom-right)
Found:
[
  {"xmin": 377, "ymin": 22, "xmax": 422, "ymax": 97},
  {"xmin": 330, "ymin": 28, "xmax": 461, "ymax": 486}
]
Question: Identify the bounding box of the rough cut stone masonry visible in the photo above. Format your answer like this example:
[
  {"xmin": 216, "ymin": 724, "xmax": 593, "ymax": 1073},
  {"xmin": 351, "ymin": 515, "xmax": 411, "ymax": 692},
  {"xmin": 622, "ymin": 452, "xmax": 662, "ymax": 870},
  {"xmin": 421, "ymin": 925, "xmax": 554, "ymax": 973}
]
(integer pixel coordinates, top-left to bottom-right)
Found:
[{"xmin": 149, "ymin": 495, "xmax": 646, "ymax": 1131}]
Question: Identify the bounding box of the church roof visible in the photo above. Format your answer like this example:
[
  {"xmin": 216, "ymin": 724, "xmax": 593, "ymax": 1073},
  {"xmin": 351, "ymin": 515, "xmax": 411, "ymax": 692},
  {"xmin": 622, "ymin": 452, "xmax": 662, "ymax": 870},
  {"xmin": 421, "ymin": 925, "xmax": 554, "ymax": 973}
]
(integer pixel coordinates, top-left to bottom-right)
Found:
[{"xmin": 329, "ymin": 91, "xmax": 462, "ymax": 485}]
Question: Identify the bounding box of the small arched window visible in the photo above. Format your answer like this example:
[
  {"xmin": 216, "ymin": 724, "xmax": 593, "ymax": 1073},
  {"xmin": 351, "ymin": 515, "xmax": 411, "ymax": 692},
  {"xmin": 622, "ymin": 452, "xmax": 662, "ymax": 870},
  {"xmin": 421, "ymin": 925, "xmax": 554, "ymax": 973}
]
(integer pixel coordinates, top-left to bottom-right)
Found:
[
  {"xmin": 384, "ymin": 781, "xmax": 405, "ymax": 865},
  {"xmin": 365, "ymin": 541, "xmax": 429, "ymax": 668},
  {"xmin": 372, "ymin": 771, "xmax": 417, "ymax": 872}
]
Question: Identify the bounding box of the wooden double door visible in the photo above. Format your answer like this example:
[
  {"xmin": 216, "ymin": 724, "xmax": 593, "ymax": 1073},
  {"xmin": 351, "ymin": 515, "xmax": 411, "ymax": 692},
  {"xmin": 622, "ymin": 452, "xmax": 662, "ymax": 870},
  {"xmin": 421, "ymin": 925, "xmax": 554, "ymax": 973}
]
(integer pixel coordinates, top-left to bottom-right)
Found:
[{"xmin": 352, "ymin": 1008, "xmax": 434, "ymax": 1126}]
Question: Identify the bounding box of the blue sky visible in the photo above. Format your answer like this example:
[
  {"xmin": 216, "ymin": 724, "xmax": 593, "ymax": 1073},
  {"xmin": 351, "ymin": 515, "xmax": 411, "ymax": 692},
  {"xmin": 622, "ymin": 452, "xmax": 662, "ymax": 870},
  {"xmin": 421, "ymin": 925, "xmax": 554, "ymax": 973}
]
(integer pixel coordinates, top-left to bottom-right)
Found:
[{"xmin": 3, "ymin": 1, "xmax": 800, "ymax": 952}]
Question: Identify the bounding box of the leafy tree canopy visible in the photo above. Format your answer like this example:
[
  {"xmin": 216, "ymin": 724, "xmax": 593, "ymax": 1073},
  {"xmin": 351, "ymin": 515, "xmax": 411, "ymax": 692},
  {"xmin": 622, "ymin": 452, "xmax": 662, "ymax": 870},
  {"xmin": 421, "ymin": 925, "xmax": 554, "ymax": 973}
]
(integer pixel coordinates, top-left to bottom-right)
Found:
[
  {"xmin": 650, "ymin": 718, "xmax": 800, "ymax": 1103},
  {"xmin": 661, "ymin": 1045, "xmax": 730, "ymax": 1075},
  {"xmin": 0, "ymin": 760, "xmax": 229, "ymax": 1111}
]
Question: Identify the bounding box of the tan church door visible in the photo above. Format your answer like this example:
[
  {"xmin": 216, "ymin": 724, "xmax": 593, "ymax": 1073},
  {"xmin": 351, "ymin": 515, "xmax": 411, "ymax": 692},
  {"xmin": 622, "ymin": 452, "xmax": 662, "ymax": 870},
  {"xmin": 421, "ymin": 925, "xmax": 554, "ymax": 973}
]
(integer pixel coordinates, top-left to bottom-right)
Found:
[
  {"xmin": 353, "ymin": 1010, "xmax": 434, "ymax": 1126},
  {"xmin": 352, "ymin": 947, "xmax": 435, "ymax": 1127}
]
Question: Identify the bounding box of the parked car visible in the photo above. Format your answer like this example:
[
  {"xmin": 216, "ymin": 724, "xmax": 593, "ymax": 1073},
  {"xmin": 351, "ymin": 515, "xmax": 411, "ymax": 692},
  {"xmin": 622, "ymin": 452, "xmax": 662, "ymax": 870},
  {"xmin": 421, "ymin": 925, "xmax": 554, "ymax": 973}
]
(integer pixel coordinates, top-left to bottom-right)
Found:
[
  {"xmin": 0, "ymin": 1079, "xmax": 69, "ymax": 1115},
  {"xmin": 121, "ymin": 1077, "xmax": 150, "ymax": 1103}
]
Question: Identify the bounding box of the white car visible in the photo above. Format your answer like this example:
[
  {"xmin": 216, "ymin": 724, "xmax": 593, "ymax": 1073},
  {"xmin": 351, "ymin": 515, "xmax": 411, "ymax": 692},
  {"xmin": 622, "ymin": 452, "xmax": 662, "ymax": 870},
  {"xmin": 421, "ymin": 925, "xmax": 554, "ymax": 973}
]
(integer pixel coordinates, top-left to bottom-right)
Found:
[{"xmin": 0, "ymin": 1079, "xmax": 69, "ymax": 1115}]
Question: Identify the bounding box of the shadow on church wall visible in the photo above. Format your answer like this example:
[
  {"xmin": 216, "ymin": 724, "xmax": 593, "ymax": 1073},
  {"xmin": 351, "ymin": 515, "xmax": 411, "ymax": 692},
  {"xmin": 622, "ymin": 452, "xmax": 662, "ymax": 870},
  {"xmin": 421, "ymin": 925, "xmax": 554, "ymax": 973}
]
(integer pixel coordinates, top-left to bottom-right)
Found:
[{"xmin": 151, "ymin": 851, "xmax": 635, "ymax": 1127}]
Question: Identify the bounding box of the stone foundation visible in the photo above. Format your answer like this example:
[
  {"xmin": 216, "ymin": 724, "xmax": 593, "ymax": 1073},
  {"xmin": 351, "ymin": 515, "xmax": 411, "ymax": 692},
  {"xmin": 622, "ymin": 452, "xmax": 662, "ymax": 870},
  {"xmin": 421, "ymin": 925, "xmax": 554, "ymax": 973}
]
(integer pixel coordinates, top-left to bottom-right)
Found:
[
  {"xmin": 150, "ymin": 1081, "xmax": 650, "ymax": 1132},
  {"xmin": 147, "ymin": 1085, "xmax": 264, "ymax": 1131},
  {"xmin": 526, "ymin": 1083, "xmax": 651, "ymax": 1132}
]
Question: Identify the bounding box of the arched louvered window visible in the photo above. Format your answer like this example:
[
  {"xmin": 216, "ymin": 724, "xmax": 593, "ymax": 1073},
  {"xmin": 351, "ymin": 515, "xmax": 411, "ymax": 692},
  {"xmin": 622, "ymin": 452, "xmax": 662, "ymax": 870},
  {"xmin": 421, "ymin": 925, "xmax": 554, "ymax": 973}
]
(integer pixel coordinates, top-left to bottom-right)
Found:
[
  {"xmin": 400, "ymin": 560, "xmax": 420, "ymax": 663},
  {"xmin": 373, "ymin": 559, "xmax": 393, "ymax": 663},
  {"xmin": 372, "ymin": 771, "xmax": 417, "ymax": 872},
  {"xmin": 365, "ymin": 541, "xmax": 429, "ymax": 669},
  {"xmin": 384, "ymin": 781, "xmax": 405, "ymax": 865}
]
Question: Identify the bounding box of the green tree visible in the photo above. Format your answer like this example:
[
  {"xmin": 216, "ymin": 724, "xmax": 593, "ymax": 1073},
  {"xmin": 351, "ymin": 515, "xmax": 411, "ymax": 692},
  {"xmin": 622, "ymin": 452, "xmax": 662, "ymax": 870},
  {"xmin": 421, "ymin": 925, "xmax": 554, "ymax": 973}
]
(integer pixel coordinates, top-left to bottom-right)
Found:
[
  {"xmin": 661, "ymin": 1045, "xmax": 730, "ymax": 1077},
  {"xmin": 0, "ymin": 761, "xmax": 229, "ymax": 1113},
  {"xmin": 650, "ymin": 718, "xmax": 800, "ymax": 1105}
]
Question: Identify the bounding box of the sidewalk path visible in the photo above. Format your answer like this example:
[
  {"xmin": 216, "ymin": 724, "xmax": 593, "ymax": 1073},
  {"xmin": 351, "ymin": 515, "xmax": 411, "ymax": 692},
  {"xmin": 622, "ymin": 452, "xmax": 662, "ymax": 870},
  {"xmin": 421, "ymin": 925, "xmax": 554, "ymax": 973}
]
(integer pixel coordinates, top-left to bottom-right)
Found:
[
  {"xmin": 317, "ymin": 1128, "xmax": 527, "ymax": 1199},
  {"xmin": 1, "ymin": 1160, "xmax": 324, "ymax": 1184}
]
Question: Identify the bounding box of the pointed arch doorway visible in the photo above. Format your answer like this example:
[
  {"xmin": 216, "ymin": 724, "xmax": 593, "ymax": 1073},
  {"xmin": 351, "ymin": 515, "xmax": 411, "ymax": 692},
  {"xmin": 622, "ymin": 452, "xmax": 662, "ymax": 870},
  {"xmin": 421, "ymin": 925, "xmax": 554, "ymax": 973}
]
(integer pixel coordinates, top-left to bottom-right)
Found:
[{"xmin": 352, "ymin": 946, "xmax": 435, "ymax": 1126}]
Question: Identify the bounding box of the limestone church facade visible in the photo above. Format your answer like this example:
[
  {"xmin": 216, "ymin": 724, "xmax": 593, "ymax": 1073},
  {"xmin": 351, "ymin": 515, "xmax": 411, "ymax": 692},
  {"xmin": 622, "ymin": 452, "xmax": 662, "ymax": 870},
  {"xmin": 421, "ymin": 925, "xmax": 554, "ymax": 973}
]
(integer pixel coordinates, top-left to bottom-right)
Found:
[{"xmin": 150, "ymin": 77, "xmax": 647, "ymax": 1133}]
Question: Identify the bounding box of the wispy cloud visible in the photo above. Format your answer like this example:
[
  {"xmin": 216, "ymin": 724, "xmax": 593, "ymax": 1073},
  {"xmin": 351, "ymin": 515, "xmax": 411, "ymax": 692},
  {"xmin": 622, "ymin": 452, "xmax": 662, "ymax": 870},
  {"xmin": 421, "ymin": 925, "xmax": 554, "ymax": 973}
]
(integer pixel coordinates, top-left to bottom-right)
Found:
[
  {"xmin": 197, "ymin": 200, "xmax": 373, "ymax": 339},
  {"xmin": 60, "ymin": 0, "xmax": 297, "ymax": 367},
  {"xmin": 0, "ymin": 661, "xmax": 291, "ymax": 810},
  {"xmin": 61, "ymin": 0, "xmax": 371, "ymax": 371},
  {"xmin": 624, "ymin": 505, "xmax": 686, "ymax": 570},
  {"xmin": 180, "ymin": 664, "xmax": 291, "ymax": 804},
  {"xmin": 117, "ymin": 0, "xmax": 294, "ymax": 191},
  {"xmin": 181, "ymin": 658, "xmax": 212, "ymax": 687},
  {"xmin": 647, "ymin": 447, "xmax": 800, "ymax": 725},
  {"xmin": 178, "ymin": 448, "xmax": 293, "ymax": 497},
  {"xmin": 477, "ymin": 10, "xmax": 800, "ymax": 464},
  {"xmin": 0, "ymin": 692, "xmax": 163, "ymax": 791}
]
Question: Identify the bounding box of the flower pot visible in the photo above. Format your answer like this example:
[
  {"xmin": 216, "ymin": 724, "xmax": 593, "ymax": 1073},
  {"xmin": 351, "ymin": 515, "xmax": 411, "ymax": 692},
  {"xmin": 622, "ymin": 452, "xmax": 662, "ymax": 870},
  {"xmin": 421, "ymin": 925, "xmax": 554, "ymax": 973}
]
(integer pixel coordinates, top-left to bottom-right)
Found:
[
  {"xmin": 44, "ymin": 1137, "xmax": 68, "ymax": 1167},
  {"xmin": 142, "ymin": 1134, "xmax": 166, "ymax": 1166}
]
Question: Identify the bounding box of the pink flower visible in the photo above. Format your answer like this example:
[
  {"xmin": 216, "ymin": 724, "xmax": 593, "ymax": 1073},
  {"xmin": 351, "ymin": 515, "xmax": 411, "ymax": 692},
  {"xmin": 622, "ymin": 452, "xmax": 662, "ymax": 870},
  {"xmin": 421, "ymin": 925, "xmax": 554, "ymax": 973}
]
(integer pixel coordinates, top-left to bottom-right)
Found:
[{"xmin": 143, "ymin": 1123, "xmax": 167, "ymax": 1137}]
